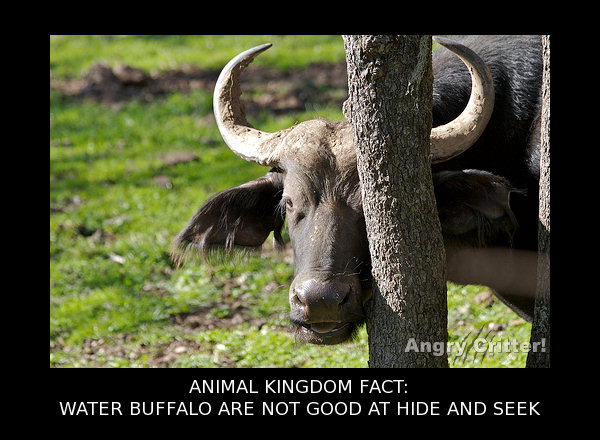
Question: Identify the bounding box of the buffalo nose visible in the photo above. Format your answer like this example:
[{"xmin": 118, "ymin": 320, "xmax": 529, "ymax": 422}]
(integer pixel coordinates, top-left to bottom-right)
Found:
[{"xmin": 292, "ymin": 278, "xmax": 351, "ymax": 319}]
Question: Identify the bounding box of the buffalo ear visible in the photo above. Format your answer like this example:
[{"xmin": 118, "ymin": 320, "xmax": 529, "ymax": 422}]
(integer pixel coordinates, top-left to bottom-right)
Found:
[
  {"xmin": 171, "ymin": 171, "xmax": 285, "ymax": 266},
  {"xmin": 433, "ymin": 169, "xmax": 523, "ymax": 247}
]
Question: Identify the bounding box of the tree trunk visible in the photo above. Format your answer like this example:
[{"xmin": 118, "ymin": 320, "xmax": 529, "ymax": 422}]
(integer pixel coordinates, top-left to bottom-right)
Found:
[
  {"xmin": 343, "ymin": 35, "xmax": 448, "ymax": 368},
  {"xmin": 527, "ymin": 35, "xmax": 550, "ymax": 368}
]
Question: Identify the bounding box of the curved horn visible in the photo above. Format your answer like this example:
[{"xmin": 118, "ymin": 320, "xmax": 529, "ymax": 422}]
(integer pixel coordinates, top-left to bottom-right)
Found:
[
  {"xmin": 213, "ymin": 43, "xmax": 289, "ymax": 167},
  {"xmin": 430, "ymin": 36, "xmax": 495, "ymax": 164}
]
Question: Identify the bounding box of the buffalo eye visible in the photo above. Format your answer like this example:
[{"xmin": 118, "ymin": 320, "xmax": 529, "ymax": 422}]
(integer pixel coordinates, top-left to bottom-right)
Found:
[{"xmin": 283, "ymin": 196, "xmax": 307, "ymax": 225}]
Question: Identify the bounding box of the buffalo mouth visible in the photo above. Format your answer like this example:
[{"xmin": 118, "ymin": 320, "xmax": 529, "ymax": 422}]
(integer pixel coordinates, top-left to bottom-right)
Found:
[
  {"xmin": 287, "ymin": 271, "xmax": 371, "ymax": 345},
  {"xmin": 290, "ymin": 320, "xmax": 357, "ymax": 345}
]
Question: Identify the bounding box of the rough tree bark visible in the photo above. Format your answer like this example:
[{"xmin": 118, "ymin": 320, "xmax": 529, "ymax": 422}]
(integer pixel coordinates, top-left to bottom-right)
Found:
[
  {"xmin": 343, "ymin": 35, "xmax": 448, "ymax": 368},
  {"xmin": 527, "ymin": 35, "xmax": 550, "ymax": 368}
]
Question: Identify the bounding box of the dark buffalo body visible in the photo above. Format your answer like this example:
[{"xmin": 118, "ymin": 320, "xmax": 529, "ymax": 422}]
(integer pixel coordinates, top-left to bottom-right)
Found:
[
  {"xmin": 173, "ymin": 35, "xmax": 543, "ymax": 345},
  {"xmin": 432, "ymin": 35, "xmax": 542, "ymax": 251}
]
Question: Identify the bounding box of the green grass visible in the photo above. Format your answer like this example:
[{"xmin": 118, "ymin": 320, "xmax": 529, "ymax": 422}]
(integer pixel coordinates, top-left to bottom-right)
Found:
[
  {"xmin": 50, "ymin": 35, "xmax": 531, "ymax": 368},
  {"xmin": 50, "ymin": 35, "xmax": 346, "ymax": 78}
]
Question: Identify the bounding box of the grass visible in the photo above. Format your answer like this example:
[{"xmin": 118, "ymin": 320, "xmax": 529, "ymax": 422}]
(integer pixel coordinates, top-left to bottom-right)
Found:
[
  {"xmin": 50, "ymin": 35, "xmax": 347, "ymax": 78},
  {"xmin": 50, "ymin": 35, "xmax": 531, "ymax": 368}
]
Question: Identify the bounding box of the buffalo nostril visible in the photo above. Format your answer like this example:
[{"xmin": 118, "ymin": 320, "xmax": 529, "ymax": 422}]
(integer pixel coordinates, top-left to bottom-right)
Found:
[
  {"xmin": 293, "ymin": 278, "xmax": 352, "ymax": 312},
  {"xmin": 338, "ymin": 285, "xmax": 352, "ymax": 307},
  {"xmin": 291, "ymin": 293, "xmax": 304, "ymax": 307}
]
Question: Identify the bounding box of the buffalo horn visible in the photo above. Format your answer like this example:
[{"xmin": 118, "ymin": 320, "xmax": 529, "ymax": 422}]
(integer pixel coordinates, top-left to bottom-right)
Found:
[
  {"xmin": 212, "ymin": 43, "xmax": 290, "ymax": 167},
  {"xmin": 214, "ymin": 38, "xmax": 494, "ymax": 167},
  {"xmin": 430, "ymin": 36, "xmax": 495, "ymax": 163}
]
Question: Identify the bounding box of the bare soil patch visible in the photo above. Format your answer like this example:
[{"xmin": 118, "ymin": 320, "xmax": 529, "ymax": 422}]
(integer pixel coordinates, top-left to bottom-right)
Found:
[{"xmin": 51, "ymin": 61, "xmax": 349, "ymax": 116}]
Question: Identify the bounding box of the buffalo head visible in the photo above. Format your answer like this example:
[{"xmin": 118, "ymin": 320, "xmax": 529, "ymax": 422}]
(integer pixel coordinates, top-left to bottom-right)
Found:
[{"xmin": 173, "ymin": 37, "xmax": 498, "ymax": 344}]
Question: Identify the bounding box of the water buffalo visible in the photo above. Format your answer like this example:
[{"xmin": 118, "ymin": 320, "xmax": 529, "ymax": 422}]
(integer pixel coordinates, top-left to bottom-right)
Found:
[{"xmin": 172, "ymin": 35, "xmax": 543, "ymax": 345}]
